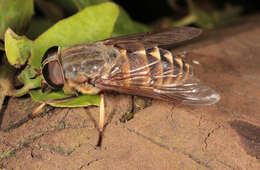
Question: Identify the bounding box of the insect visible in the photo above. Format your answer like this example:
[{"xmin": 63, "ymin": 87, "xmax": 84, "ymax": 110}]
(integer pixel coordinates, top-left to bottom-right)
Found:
[{"xmin": 41, "ymin": 27, "xmax": 220, "ymax": 145}]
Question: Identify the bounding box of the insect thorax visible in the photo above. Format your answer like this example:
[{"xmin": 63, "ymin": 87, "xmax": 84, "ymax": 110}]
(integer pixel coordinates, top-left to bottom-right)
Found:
[
  {"xmin": 58, "ymin": 43, "xmax": 118, "ymax": 94},
  {"xmin": 61, "ymin": 43, "xmax": 106, "ymax": 80}
]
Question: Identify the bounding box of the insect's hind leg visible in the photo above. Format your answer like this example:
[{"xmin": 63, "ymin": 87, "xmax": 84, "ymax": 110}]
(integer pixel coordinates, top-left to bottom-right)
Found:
[{"xmin": 97, "ymin": 93, "xmax": 105, "ymax": 147}]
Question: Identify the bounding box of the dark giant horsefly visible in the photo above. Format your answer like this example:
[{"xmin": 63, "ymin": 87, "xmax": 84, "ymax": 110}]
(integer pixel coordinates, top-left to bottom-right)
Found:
[{"xmin": 41, "ymin": 27, "xmax": 220, "ymax": 146}]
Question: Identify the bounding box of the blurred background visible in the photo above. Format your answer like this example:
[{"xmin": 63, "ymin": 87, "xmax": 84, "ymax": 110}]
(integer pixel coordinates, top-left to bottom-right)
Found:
[
  {"xmin": 114, "ymin": 0, "xmax": 260, "ymax": 24},
  {"xmin": 25, "ymin": 0, "xmax": 260, "ymax": 39},
  {"xmin": 1, "ymin": 0, "xmax": 260, "ymax": 41}
]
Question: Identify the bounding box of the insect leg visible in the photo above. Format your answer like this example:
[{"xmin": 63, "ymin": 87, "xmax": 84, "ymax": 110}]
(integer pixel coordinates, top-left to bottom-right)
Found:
[
  {"xmin": 97, "ymin": 93, "xmax": 104, "ymax": 147},
  {"xmin": 31, "ymin": 103, "xmax": 46, "ymax": 117}
]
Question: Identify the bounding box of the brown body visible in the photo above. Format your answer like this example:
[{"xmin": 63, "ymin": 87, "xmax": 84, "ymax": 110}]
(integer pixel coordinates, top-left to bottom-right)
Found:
[{"xmin": 42, "ymin": 27, "xmax": 220, "ymax": 105}]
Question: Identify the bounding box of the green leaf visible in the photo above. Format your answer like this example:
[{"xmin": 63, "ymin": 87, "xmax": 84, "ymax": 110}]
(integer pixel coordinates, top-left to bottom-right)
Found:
[
  {"xmin": 0, "ymin": 0, "xmax": 34, "ymax": 40},
  {"xmin": 192, "ymin": 9, "xmax": 215, "ymax": 29},
  {"xmin": 30, "ymin": 90, "xmax": 72, "ymax": 102},
  {"xmin": 48, "ymin": 94, "xmax": 100, "ymax": 107},
  {"xmin": 18, "ymin": 66, "xmax": 38, "ymax": 83},
  {"xmin": 5, "ymin": 28, "xmax": 33, "ymax": 68},
  {"xmin": 69, "ymin": 0, "xmax": 150, "ymax": 36},
  {"xmin": 30, "ymin": 2, "xmax": 119, "ymax": 68},
  {"xmin": 49, "ymin": 94, "xmax": 100, "ymax": 107},
  {"xmin": 171, "ymin": 0, "xmax": 213, "ymax": 28},
  {"xmin": 30, "ymin": 90, "xmax": 100, "ymax": 107}
]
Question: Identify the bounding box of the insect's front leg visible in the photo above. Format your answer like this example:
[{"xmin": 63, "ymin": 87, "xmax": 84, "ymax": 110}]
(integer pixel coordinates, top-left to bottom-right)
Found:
[
  {"xmin": 62, "ymin": 82, "xmax": 79, "ymax": 96},
  {"xmin": 66, "ymin": 79, "xmax": 101, "ymax": 95}
]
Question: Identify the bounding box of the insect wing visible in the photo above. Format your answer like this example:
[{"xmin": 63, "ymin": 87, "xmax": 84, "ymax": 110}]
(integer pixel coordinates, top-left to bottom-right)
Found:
[
  {"xmin": 104, "ymin": 27, "xmax": 202, "ymax": 50},
  {"xmin": 95, "ymin": 74, "xmax": 220, "ymax": 106},
  {"xmin": 153, "ymin": 77, "xmax": 220, "ymax": 105},
  {"xmin": 94, "ymin": 47, "xmax": 220, "ymax": 105},
  {"xmin": 95, "ymin": 77, "xmax": 220, "ymax": 105}
]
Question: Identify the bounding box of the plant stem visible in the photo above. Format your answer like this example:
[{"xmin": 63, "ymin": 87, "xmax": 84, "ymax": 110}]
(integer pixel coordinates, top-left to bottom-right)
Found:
[{"xmin": 171, "ymin": 14, "xmax": 197, "ymax": 27}]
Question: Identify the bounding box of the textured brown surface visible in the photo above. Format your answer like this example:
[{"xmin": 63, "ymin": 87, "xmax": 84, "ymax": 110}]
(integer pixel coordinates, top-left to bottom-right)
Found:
[{"xmin": 1, "ymin": 16, "xmax": 260, "ymax": 169}]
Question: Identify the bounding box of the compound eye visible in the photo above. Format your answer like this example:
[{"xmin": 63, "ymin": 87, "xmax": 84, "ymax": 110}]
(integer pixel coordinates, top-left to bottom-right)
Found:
[
  {"xmin": 41, "ymin": 46, "xmax": 64, "ymax": 89},
  {"xmin": 42, "ymin": 60, "xmax": 64, "ymax": 89}
]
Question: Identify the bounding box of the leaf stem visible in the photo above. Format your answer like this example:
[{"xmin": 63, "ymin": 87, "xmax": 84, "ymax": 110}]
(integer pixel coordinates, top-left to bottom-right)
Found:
[{"xmin": 171, "ymin": 14, "xmax": 197, "ymax": 27}]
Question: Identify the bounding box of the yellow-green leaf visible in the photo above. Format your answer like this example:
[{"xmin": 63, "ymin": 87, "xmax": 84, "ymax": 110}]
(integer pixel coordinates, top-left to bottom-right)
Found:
[
  {"xmin": 30, "ymin": 90, "xmax": 100, "ymax": 107},
  {"xmin": 5, "ymin": 28, "xmax": 33, "ymax": 67}
]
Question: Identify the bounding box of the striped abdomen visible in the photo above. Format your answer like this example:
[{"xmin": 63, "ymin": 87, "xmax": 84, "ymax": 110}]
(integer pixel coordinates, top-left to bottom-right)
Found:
[{"xmin": 108, "ymin": 45, "xmax": 193, "ymax": 88}]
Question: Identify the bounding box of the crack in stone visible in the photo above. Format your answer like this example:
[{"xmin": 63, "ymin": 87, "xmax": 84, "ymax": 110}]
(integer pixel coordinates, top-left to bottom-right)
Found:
[
  {"xmin": 198, "ymin": 113, "xmax": 204, "ymax": 128},
  {"xmin": 0, "ymin": 119, "xmax": 98, "ymax": 162},
  {"xmin": 1, "ymin": 106, "xmax": 55, "ymax": 132},
  {"xmin": 203, "ymin": 124, "xmax": 222, "ymax": 151},
  {"xmin": 123, "ymin": 125, "xmax": 213, "ymax": 169},
  {"xmin": 0, "ymin": 125, "xmax": 91, "ymax": 161},
  {"xmin": 167, "ymin": 104, "xmax": 179, "ymax": 131},
  {"xmin": 2, "ymin": 116, "xmax": 30, "ymax": 132},
  {"xmin": 216, "ymin": 159, "xmax": 237, "ymax": 170},
  {"xmin": 104, "ymin": 109, "xmax": 117, "ymax": 129}
]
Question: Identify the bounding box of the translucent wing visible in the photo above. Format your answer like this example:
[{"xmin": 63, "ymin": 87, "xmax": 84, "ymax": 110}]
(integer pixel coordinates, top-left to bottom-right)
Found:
[
  {"xmin": 104, "ymin": 27, "xmax": 202, "ymax": 51},
  {"xmin": 153, "ymin": 77, "xmax": 220, "ymax": 105},
  {"xmin": 95, "ymin": 75, "xmax": 220, "ymax": 105},
  {"xmin": 94, "ymin": 47, "xmax": 220, "ymax": 105}
]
